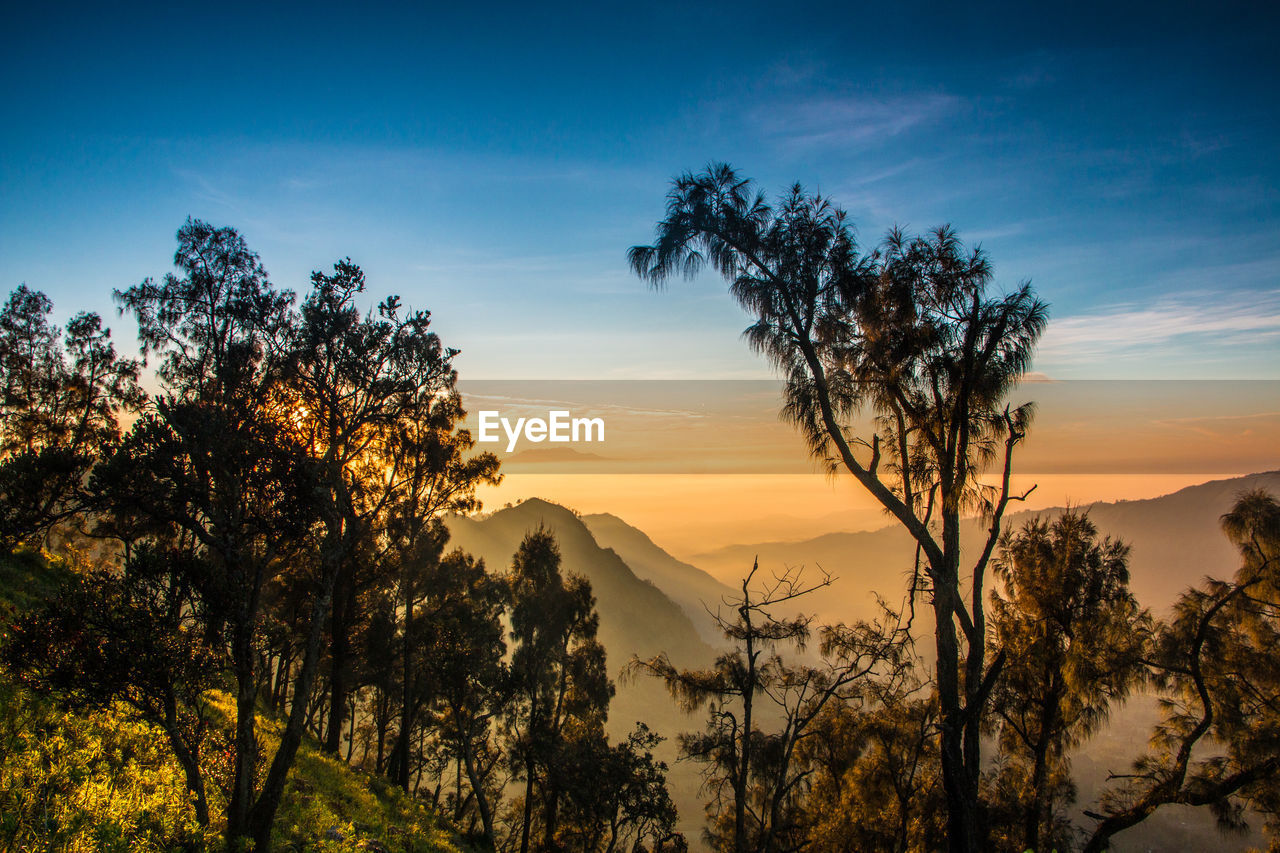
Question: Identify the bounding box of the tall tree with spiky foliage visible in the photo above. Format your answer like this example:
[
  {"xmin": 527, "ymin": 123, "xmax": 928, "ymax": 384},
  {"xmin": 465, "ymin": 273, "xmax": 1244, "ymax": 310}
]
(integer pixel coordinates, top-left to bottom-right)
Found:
[
  {"xmin": 630, "ymin": 563, "xmax": 912, "ymax": 853},
  {"xmin": 630, "ymin": 164, "xmax": 1047, "ymax": 852}
]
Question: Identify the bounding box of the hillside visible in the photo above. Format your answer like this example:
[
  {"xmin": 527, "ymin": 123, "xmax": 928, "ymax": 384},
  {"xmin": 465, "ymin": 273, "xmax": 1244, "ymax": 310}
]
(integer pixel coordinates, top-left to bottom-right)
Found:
[
  {"xmin": 447, "ymin": 498, "xmax": 715, "ymax": 672},
  {"xmin": 666, "ymin": 472, "xmax": 1280, "ymax": 851},
  {"xmin": 0, "ymin": 549, "xmax": 471, "ymax": 853},
  {"xmin": 581, "ymin": 511, "xmax": 736, "ymax": 647}
]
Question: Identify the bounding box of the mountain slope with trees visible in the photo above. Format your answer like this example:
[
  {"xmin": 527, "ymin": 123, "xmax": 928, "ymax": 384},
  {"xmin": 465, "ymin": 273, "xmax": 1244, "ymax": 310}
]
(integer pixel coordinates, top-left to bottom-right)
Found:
[
  {"xmin": 447, "ymin": 498, "xmax": 717, "ymax": 846},
  {"xmin": 448, "ymin": 499, "xmax": 714, "ymax": 673},
  {"xmin": 0, "ymin": 548, "xmax": 473, "ymax": 853}
]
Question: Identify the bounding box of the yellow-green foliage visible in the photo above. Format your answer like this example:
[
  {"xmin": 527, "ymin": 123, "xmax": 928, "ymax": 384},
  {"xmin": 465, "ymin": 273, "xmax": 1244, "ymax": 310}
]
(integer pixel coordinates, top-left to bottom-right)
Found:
[
  {"xmin": 0, "ymin": 681, "xmax": 469, "ymax": 852},
  {"xmin": 0, "ymin": 676, "xmax": 216, "ymax": 852},
  {"xmin": 202, "ymin": 693, "xmax": 469, "ymax": 853},
  {"xmin": 0, "ymin": 552, "xmax": 470, "ymax": 853}
]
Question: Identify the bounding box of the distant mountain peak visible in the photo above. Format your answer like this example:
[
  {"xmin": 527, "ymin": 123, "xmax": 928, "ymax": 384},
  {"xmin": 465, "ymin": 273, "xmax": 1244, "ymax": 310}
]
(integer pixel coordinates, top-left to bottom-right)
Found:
[{"xmin": 487, "ymin": 496, "xmax": 579, "ymax": 520}]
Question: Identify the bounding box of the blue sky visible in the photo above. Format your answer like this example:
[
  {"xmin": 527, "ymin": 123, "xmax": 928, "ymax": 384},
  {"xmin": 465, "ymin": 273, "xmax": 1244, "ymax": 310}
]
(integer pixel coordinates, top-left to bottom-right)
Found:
[{"xmin": 3, "ymin": 0, "xmax": 1278, "ymax": 379}]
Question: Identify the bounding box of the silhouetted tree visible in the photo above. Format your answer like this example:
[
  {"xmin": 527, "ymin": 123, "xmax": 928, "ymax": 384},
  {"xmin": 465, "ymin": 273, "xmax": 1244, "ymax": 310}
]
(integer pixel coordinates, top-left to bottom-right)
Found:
[
  {"xmin": 280, "ymin": 259, "xmax": 497, "ymax": 758},
  {"xmin": 984, "ymin": 510, "xmax": 1151, "ymax": 852},
  {"xmin": 422, "ymin": 548, "xmax": 509, "ymax": 848},
  {"xmin": 1083, "ymin": 490, "xmax": 1280, "ymax": 852},
  {"xmin": 554, "ymin": 722, "xmax": 681, "ymax": 853},
  {"xmin": 106, "ymin": 219, "xmax": 317, "ymax": 850},
  {"xmin": 631, "ymin": 165, "xmax": 1047, "ymax": 853},
  {"xmin": 630, "ymin": 562, "xmax": 911, "ymax": 852},
  {"xmin": 380, "ymin": 365, "xmax": 500, "ymax": 789},
  {"xmin": 351, "ymin": 591, "xmax": 400, "ymax": 773},
  {"xmin": 0, "ymin": 285, "xmax": 141, "ymax": 551},
  {"xmin": 505, "ymin": 528, "xmax": 612, "ymax": 853}
]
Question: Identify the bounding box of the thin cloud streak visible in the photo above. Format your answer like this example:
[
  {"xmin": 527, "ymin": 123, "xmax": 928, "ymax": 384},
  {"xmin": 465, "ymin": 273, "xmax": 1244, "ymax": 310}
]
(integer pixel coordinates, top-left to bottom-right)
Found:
[
  {"xmin": 1038, "ymin": 290, "xmax": 1280, "ymax": 366},
  {"xmin": 750, "ymin": 92, "xmax": 961, "ymax": 151}
]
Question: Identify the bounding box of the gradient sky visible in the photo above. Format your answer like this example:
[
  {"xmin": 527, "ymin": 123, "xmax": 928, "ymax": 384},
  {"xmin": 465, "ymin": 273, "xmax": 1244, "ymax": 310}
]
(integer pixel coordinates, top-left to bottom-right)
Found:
[{"xmin": 3, "ymin": 0, "xmax": 1279, "ymax": 381}]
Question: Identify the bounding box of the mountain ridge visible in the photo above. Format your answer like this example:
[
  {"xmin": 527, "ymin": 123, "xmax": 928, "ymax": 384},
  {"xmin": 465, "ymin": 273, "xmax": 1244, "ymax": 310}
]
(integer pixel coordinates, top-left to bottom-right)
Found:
[
  {"xmin": 686, "ymin": 471, "xmax": 1280, "ymax": 622},
  {"xmin": 580, "ymin": 512, "xmax": 736, "ymax": 646},
  {"xmin": 449, "ymin": 473, "xmax": 1280, "ymax": 852}
]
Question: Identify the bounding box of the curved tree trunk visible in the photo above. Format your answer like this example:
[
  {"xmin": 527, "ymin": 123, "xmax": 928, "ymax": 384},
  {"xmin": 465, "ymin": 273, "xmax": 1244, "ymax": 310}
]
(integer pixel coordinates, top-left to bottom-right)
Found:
[{"xmin": 461, "ymin": 741, "xmax": 497, "ymax": 849}]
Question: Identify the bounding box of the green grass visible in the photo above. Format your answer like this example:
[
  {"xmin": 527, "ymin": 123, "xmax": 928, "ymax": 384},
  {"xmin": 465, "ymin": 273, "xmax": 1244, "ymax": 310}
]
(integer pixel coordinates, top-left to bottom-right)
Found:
[
  {"xmin": 0, "ymin": 674, "xmax": 216, "ymax": 852},
  {"xmin": 276, "ymin": 742, "xmax": 469, "ymax": 853}
]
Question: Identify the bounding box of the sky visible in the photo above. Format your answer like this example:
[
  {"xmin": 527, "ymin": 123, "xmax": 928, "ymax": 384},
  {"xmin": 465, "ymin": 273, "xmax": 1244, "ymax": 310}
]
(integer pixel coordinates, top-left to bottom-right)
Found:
[{"xmin": 4, "ymin": 0, "xmax": 1279, "ymax": 382}]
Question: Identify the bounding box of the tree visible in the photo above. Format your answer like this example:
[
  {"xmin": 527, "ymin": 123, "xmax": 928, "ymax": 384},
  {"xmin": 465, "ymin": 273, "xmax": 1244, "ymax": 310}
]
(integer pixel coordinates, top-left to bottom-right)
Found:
[
  {"xmin": 1083, "ymin": 489, "xmax": 1280, "ymax": 852},
  {"xmin": 985, "ymin": 510, "xmax": 1150, "ymax": 852},
  {"xmin": 378, "ymin": 339, "xmax": 500, "ymax": 789},
  {"xmin": 631, "ymin": 165, "xmax": 1047, "ymax": 852},
  {"xmin": 353, "ymin": 591, "xmax": 401, "ymax": 773},
  {"xmin": 106, "ymin": 218, "xmax": 317, "ymax": 850},
  {"xmin": 420, "ymin": 548, "xmax": 509, "ymax": 849},
  {"xmin": 552, "ymin": 722, "xmax": 681, "ymax": 853},
  {"xmin": 0, "ymin": 285, "xmax": 142, "ymax": 551},
  {"xmin": 800, "ymin": 671, "xmax": 943, "ymax": 853},
  {"xmin": 505, "ymin": 527, "xmax": 613, "ymax": 853},
  {"xmin": 629, "ymin": 562, "xmax": 911, "ymax": 852},
  {"xmin": 278, "ymin": 258, "xmax": 497, "ymax": 759}
]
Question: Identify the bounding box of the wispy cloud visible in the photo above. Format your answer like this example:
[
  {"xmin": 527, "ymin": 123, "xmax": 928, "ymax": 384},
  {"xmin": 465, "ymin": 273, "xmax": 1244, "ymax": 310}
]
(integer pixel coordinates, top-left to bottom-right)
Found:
[
  {"xmin": 1038, "ymin": 289, "xmax": 1280, "ymax": 366},
  {"xmin": 750, "ymin": 92, "xmax": 960, "ymax": 152}
]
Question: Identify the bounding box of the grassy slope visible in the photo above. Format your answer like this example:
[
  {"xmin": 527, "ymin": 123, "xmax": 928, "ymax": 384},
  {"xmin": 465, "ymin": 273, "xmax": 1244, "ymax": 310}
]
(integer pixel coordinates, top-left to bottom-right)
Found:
[{"xmin": 0, "ymin": 548, "xmax": 472, "ymax": 853}]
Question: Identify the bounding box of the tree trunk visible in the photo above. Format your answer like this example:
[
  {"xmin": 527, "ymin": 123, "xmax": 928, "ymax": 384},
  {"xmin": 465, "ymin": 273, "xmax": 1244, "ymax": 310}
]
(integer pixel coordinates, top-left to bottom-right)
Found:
[
  {"xmin": 933, "ymin": 565, "xmax": 979, "ymax": 853},
  {"xmin": 736, "ymin": 594, "xmax": 756, "ymax": 853},
  {"xmin": 247, "ymin": 569, "xmax": 337, "ymax": 851},
  {"xmin": 225, "ymin": 621, "xmax": 259, "ymax": 845},
  {"xmin": 345, "ymin": 693, "xmax": 356, "ymax": 763},
  {"xmin": 163, "ymin": 693, "xmax": 209, "ymax": 826},
  {"xmin": 388, "ymin": 564, "xmax": 417, "ymax": 790},
  {"xmin": 938, "ymin": 495, "xmax": 984, "ymax": 853},
  {"xmin": 519, "ymin": 757, "xmax": 536, "ymax": 853},
  {"xmin": 274, "ymin": 653, "xmax": 290, "ymax": 711},
  {"xmin": 323, "ymin": 567, "xmax": 351, "ymax": 755},
  {"xmin": 1025, "ymin": 688, "xmax": 1060, "ymax": 852},
  {"xmin": 462, "ymin": 736, "xmax": 497, "ymax": 849},
  {"xmin": 389, "ymin": 689, "xmax": 415, "ymax": 789},
  {"xmin": 542, "ymin": 782, "xmax": 561, "ymax": 850},
  {"xmin": 376, "ymin": 695, "xmax": 388, "ymax": 774}
]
